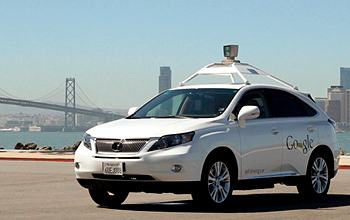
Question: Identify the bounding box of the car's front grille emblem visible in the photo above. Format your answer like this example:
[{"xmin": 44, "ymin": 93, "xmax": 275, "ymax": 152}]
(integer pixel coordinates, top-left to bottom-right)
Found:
[{"xmin": 112, "ymin": 140, "xmax": 124, "ymax": 152}]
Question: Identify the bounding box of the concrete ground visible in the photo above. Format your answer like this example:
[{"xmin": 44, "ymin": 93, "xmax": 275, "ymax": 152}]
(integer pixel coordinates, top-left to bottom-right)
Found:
[
  {"xmin": 1, "ymin": 160, "xmax": 350, "ymax": 220},
  {"xmin": 341, "ymin": 156, "xmax": 350, "ymax": 167},
  {"xmin": 0, "ymin": 150, "xmax": 74, "ymax": 162}
]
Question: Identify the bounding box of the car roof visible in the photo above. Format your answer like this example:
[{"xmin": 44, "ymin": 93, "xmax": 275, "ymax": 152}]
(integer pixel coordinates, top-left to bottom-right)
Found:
[
  {"xmin": 170, "ymin": 83, "xmax": 245, "ymax": 90},
  {"xmin": 179, "ymin": 61, "xmax": 299, "ymax": 91},
  {"xmin": 170, "ymin": 83, "xmax": 310, "ymax": 98},
  {"xmin": 169, "ymin": 57, "xmax": 317, "ymax": 103}
]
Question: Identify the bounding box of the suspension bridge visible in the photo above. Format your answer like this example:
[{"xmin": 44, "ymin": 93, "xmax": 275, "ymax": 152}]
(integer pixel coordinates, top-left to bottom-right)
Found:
[{"xmin": 0, "ymin": 78, "xmax": 124, "ymax": 131}]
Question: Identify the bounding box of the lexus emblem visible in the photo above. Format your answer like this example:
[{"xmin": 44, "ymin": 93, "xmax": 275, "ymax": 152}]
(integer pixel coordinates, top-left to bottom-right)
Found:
[{"xmin": 112, "ymin": 140, "xmax": 124, "ymax": 152}]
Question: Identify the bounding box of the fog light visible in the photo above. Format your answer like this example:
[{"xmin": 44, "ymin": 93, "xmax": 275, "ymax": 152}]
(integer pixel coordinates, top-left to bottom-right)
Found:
[
  {"xmin": 75, "ymin": 162, "xmax": 80, "ymax": 169},
  {"xmin": 171, "ymin": 165, "xmax": 183, "ymax": 173}
]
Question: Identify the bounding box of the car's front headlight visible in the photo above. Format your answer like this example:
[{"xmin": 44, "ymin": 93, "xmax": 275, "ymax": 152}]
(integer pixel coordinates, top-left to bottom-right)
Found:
[
  {"xmin": 149, "ymin": 132, "xmax": 195, "ymax": 152},
  {"xmin": 83, "ymin": 133, "xmax": 95, "ymax": 150}
]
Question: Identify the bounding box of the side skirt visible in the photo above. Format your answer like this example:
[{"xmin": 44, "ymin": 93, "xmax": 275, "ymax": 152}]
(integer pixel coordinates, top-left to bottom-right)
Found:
[{"xmin": 234, "ymin": 176, "xmax": 305, "ymax": 190}]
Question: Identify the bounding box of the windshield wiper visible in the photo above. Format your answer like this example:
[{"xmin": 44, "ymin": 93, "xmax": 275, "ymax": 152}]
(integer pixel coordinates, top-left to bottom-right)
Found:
[
  {"xmin": 126, "ymin": 115, "xmax": 142, "ymax": 119},
  {"xmin": 152, "ymin": 115, "xmax": 190, "ymax": 119}
]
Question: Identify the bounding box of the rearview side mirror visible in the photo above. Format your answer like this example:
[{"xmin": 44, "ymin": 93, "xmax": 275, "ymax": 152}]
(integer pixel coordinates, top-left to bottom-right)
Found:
[
  {"xmin": 238, "ymin": 106, "xmax": 260, "ymax": 128},
  {"xmin": 128, "ymin": 107, "xmax": 139, "ymax": 116}
]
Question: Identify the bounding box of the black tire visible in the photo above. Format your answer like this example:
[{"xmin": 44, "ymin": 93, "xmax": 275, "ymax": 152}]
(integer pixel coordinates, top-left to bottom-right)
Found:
[
  {"xmin": 297, "ymin": 154, "xmax": 331, "ymax": 198},
  {"xmin": 88, "ymin": 189, "xmax": 129, "ymax": 207},
  {"xmin": 192, "ymin": 156, "xmax": 234, "ymax": 205}
]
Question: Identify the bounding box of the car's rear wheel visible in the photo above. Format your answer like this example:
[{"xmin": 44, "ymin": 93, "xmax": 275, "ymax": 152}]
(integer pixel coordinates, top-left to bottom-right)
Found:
[
  {"xmin": 192, "ymin": 156, "xmax": 234, "ymax": 205},
  {"xmin": 297, "ymin": 154, "xmax": 330, "ymax": 198},
  {"xmin": 88, "ymin": 189, "xmax": 129, "ymax": 207}
]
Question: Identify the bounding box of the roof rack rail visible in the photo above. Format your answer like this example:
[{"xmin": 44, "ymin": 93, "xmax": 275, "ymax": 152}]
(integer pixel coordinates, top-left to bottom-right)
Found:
[{"xmin": 179, "ymin": 45, "xmax": 298, "ymax": 90}]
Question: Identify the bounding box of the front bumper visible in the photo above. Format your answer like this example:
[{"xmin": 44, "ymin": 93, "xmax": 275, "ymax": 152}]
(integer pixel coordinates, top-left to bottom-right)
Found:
[
  {"xmin": 74, "ymin": 141, "xmax": 204, "ymax": 183},
  {"xmin": 76, "ymin": 178, "xmax": 199, "ymax": 194}
]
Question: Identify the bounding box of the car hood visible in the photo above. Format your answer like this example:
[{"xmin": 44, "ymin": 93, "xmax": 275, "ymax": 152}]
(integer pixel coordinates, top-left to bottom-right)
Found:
[{"xmin": 86, "ymin": 118, "xmax": 217, "ymax": 139}]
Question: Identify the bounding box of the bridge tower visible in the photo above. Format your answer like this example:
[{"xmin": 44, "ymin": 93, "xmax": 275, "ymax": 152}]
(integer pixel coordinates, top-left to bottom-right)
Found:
[{"xmin": 64, "ymin": 78, "xmax": 76, "ymax": 131}]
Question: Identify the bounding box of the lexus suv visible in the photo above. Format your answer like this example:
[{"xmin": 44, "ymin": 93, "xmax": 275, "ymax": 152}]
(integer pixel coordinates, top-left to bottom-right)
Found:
[{"xmin": 74, "ymin": 45, "xmax": 340, "ymax": 207}]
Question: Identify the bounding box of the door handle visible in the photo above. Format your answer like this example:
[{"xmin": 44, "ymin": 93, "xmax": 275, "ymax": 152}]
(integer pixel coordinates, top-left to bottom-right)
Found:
[
  {"xmin": 307, "ymin": 127, "xmax": 316, "ymax": 132},
  {"xmin": 271, "ymin": 129, "xmax": 280, "ymax": 135}
]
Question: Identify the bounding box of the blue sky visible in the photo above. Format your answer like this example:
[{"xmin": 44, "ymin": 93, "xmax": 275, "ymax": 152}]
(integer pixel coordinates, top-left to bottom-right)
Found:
[{"xmin": 1, "ymin": 0, "xmax": 350, "ymax": 110}]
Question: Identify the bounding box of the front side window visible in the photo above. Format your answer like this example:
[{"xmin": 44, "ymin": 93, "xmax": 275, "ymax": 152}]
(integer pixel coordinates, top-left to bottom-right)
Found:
[
  {"xmin": 129, "ymin": 89, "xmax": 238, "ymax": 119},
  {"xmin": 233, "ymin": 89, "xmax": 270, "ymax": 119}
]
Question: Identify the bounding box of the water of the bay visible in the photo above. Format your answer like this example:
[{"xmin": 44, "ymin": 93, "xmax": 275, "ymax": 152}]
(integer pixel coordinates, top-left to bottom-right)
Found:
[
  {"xmin": 336, "ymin": 133, "xmax": 350, "ymax": 154},
  {"xmin": 1, "ymin": 132, "xmax": 350, "ymax": 153},
  {"xmin": 0, "ymin": 132, "xmax": 84, "ymax": 150}
]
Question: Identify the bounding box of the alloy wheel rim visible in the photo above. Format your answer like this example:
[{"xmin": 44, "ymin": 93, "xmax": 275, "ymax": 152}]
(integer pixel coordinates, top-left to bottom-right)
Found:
[
  {"xmin": 311, "ymin": 157, "xmax": 329, "ymax": 194},
  {"xmin": 207, "ymin": 161, "xmax": 231, "ymax": 203}
]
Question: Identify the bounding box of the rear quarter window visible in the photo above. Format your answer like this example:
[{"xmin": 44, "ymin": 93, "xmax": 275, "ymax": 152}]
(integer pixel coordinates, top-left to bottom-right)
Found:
[{"xmin": 266, "ymin": 89, "xmax": 317, "ymax": 118}]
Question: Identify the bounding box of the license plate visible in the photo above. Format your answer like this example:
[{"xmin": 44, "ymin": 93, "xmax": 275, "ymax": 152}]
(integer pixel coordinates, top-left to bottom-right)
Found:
[{"xmin": 103, "ymin": 162, "xmax": 123, "ymax": 175}]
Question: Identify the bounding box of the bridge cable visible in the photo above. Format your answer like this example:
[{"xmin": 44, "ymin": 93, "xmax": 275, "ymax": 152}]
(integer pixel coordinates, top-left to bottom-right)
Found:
[
  {"xmin": 76, "ymin": 92, "xmax": 94, "ymax": 109},
  {"xmin": 34, "ymin": 87, "xmax": 65, "ymax": 102},
  {"xmin": 0, "ymin": 91, "xmax": 10, "ymax": 98},
  {"xmin": 32, "ymin": 82, "xmax": 65, "ymax": 101},
  {"xmin": 0, "ymin": 81, "xmax": 64, "ymax": 101},
  {"xmin": 0, "ymin": 87, "xmax": 20, "ymax": 99},
  {"xmin": 76, "ymin": 82, "xmax": 100, "ymax": 109}
]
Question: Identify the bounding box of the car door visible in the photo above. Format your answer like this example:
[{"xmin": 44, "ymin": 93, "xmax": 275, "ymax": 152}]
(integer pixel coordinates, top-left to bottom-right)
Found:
[
  {"xmin": 264, "ymin": 89, "xmax": 319, "ymax": 175},
  {"xmin": 234, "ymin": 89, "xmax": 283, "ymax": 179}
]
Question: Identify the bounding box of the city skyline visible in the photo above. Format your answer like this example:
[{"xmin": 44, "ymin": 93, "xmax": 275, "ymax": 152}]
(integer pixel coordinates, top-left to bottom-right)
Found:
[
  {"xmin": 1, "ymin": 65, "xmax": 350, "ymax": 130},
  {"xmin": 1, "ymin": 1, "xmax": 350, "ymax": 110},
  {"xmin": 0, "ymin": 65, "xmax": 348, "ymax": 115}
]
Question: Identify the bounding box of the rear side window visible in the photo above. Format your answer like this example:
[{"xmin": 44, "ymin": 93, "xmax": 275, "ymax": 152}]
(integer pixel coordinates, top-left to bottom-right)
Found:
[
  {"xmin": 265, "ymin": 89, "xmax": 317, "ymax": 118},
  {"xmin": 300, "ymin": 100, "xmax": 318, "ymax": 116}
]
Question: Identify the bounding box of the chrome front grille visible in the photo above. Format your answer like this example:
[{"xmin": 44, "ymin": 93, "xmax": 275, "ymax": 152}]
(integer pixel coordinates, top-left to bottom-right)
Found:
[{"xmin": 96, "ymin": 139, "xmax": 149, "ymax": 153}]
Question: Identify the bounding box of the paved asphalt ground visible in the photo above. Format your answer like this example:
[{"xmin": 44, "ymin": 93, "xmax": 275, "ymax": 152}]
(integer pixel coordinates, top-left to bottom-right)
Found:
[{"xmin": 1, "ymin": 159, "xmax": 350, "ymax": 220}]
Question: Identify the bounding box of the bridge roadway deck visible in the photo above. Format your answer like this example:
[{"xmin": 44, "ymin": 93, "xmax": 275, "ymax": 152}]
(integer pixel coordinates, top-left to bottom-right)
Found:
[{"xmin": 0, "ymin": 97, "xmax": 124, "ymax": 119}]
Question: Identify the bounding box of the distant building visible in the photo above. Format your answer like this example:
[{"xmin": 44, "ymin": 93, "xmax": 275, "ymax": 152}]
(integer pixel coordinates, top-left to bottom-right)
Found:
[
  {"xmin": 325, "ymin": 67, "xmax": 350, "ymax": 126},
  {"xmin": 325, "ymin": 99, "xmax": 341, "ymax": 122},
  {"xmin": 315, "ymin": 97, "xmax": 326, "ymax": 111},
  {"xmin": 159, "ymin": 66, "xmax": 172, "ymax": 93},
  {"xmin": 76, "ymin": 114, "xmax": 90, "ymax": 126},
  {"xmin": 340, "ymin": 67, "xmax": 350, "ymax": 89},
  {"xmin": 327, "ymin": 86, "xmax": 346, "ymax": 124},
  {"xmin": 325, "ymin": 84, "xmax": 350, "ymax": 125}
]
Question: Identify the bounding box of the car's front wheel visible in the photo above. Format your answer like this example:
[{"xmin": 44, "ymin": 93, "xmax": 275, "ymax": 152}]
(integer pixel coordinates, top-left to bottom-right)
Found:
[
  {"xmin": 192, "ymin": 156, "xmax": 234, "ymax": 205},
  {"xmin": 297, "ymin": 154, "xmax": 331, "ymax": 198},
  {"xmin": 88, "ymin": 189, "xmax": 129, "ymax": 207}
]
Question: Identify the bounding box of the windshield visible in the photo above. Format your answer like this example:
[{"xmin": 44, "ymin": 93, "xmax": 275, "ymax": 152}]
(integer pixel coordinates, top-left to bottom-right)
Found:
[{"xmin": 129, "ymin": 88, "xmax": 238, "ymax": 119}]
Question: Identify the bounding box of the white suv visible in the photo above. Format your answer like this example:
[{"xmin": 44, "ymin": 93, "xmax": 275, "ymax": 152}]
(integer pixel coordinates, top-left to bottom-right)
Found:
[{"xmin": 75, "ymin": 45, "xmax": 340, "ymax": 206}]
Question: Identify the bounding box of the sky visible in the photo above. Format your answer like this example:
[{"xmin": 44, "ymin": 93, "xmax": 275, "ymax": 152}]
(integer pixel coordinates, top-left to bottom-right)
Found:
[{"xmin": 1, "ymin": 0, "xmax": 350, "ymax": 111}]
